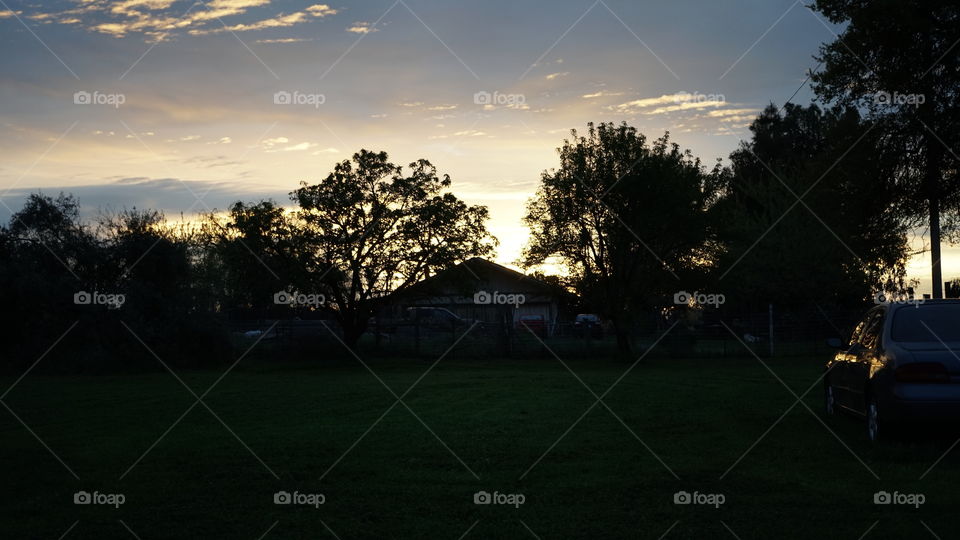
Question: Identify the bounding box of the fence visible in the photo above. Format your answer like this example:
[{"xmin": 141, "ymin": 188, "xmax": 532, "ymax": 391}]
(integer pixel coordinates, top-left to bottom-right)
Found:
[{"xmin": 229, "ymin": 305, "xmax": 867, "ymax": 360}]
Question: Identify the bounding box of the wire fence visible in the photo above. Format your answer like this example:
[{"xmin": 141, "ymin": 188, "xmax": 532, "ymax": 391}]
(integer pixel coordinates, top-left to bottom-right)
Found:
[{"xmin": 229, "ymin": 305, "xmax": 868, "ymax": 360}]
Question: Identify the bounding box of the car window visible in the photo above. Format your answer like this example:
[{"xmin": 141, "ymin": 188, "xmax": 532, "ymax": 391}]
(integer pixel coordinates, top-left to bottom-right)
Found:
[
  {"xmin": 849, "ymin": 313, "xmax": 872, "ymax": 346},
  {"xmin": 858, "ymin": 310, "xmax": 885, "ymax": 350},
  {"xmin": 892, "ymin": 304, "xmax": 960, "ymax": 342}
]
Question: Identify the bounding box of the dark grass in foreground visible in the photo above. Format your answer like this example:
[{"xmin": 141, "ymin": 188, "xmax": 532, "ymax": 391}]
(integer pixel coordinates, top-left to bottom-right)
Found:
[{"xmin": 2, "ymin": 354, "xmax": 959, "ymax": 539}]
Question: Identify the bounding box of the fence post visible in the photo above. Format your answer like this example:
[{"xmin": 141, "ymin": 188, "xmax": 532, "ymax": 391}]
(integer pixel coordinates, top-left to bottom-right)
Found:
[
  {"xmin": 768, "ymin": 303, "xmax": 774, "ymax": 357},
  {"xmin": 414, "ymin": 317, "xmax": 420, "ymax": 357}
]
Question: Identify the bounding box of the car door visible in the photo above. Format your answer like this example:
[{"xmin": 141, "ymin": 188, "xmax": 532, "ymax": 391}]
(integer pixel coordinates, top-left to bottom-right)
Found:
[
  {"xmin": 831, "ymin": 313, "xmax": 870, "ymax": 411},
  {"xmin": 849, "ymin": 308, "xmax": 886, "ymax": 415}
]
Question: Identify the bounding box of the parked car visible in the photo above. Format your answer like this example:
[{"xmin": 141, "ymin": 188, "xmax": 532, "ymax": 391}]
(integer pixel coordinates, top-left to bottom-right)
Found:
[
  {"xmin": 574, "ymin": 313, "xmax": 600, "ymax": 327},
  {"xmin": 516, "ymin": 314, "xmax": 547, "ymax": 335},
  {"xmin": 825, "ymin": 300, "xmax": 960, "ymax": 441},
  {"xmin": 368, "ymin": 307, "xmax": 473, "ymax": 334},
  {"xmin": 404, "ymin": 307, "xmax": 473, "ymax": 329},
  {"xmin": 573, "ymin": 313, "xmax": 604, "ymax": 337}
]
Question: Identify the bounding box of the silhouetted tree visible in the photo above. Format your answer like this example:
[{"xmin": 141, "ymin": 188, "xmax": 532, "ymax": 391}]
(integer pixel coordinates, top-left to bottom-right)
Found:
[
  {"xmin": 716, "ymin": 103, "xmax": 909, "ymax": 311},
  {"xmin": 202, "ymin": 201, "xmax": 303, "ymax": 319},
  {"xmin": 0, "ymin": 193, "xmax": 100, "ymax": 368},
  {"xmin": 811, "ymin": 0, "xmax": 960, "ymax": 297},
  {"xmin": 522, "ymin": 122, "xmax": 724, "ymax": 356},
  {"xmin": 292, "ymin": 149, "xmax": 496, "ymax": 349}
]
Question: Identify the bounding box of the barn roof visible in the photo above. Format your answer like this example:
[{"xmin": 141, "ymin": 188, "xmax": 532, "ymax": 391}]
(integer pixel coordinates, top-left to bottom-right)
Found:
[{"xmin": 399, "ymin": 257, "xmax": 555, "ymax": 300}]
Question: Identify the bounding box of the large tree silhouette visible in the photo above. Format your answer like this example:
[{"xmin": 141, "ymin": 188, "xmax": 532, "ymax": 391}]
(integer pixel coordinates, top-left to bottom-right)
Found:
[
  {"xmin": 523, "ymin": 122, "xmax": 724, "ymax": 356},
  {"xmin": 716, "ymin": 103, "xmax": 909, "ymax": 311},
  {"xmin": 811, "ymin": 0, "xmax": 960, "ymax": 297},
  {"xmin": 292, "ymin": 149, "xmax": 496, "ymax": 348}
]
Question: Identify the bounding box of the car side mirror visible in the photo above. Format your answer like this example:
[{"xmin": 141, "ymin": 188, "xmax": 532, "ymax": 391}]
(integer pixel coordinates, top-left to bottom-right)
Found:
[{"xmin": 826, "ymin": 337, "xmax": 845, "ymax": 349}]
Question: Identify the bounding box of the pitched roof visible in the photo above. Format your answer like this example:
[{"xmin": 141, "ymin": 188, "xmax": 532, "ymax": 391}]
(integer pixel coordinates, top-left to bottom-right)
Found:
[{"xmin": 399, "ymin": 257, "xmax": 555, "ymax": 299}]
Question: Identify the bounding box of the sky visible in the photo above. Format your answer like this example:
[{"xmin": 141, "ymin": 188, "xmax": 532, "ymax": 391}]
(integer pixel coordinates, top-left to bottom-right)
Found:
[{"xmin": 0, "ymin": 0, "xmax": 951, "ymax": 292}]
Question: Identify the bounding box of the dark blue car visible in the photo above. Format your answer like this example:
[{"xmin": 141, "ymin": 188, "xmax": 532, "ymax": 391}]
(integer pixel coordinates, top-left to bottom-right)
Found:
[{"xmin": 825, "ymin": 300, "xmax": 960, "ymax": 441}]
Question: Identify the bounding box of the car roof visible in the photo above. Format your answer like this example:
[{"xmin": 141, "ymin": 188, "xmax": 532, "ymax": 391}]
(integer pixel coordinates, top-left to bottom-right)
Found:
[{"xmin": 886, "ymin": 298, "xmax": 960, "ymax": 312}]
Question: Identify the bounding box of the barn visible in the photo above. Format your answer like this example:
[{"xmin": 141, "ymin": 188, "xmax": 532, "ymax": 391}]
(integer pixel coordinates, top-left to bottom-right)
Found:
[{"xmin": 385, "ymin": 257, "xmax": 562, "ymax": 332}]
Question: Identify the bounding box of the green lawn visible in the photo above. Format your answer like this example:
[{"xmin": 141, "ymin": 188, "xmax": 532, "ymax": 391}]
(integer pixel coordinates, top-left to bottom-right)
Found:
[{"xmin": 2, "ymin": 353, "xmax": 959, "ymax": 539}]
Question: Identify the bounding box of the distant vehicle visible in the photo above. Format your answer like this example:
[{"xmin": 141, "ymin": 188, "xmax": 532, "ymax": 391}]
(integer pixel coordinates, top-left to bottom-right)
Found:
[
  {"xmin": 516, "ymin": 314, "xmax": 547, "ymax": 335},
  {"xmin": 368, "ymin": 307, "xmax": 473, "ymax": 334},
  {"xmin": 574, "ymin": 313, "xmax": 601, "ymax": 327},
  {"xmin": 404, "ymin": 307, "xmax": 473, "ymax": 329},
  {"xmin": 825, "ymin": 300, "xmax": 960, "ymax": 441},
  {"xmin": 574, "ymin": 313, "xmax": 604, "ymax": 337}
]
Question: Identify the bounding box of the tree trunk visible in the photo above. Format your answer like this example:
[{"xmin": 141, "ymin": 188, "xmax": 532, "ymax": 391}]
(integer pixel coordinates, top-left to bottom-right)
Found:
[
  {"xmin": 931, "ymin": 196, "xmax": 943, "ymax": 299},
  {"xmin": 611, "ymin": 313, "xmax": 633, "ymax": 359},
  {"xmin": 926, "ymin": 134, "xmax": 944, "ymax": 299},
  {"xmin": 342, "ymin": 324, "xmax": 365, "ymax": 353},
  {"xmin": 614, "ymin": 329, "xmax": 633, "ymax": 359}
]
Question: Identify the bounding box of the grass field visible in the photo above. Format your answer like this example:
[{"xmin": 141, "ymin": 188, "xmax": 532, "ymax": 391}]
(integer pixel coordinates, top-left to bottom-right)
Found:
[{"xmin": 3, "ymin": 351, "xmax": 960, "ymax": 539}]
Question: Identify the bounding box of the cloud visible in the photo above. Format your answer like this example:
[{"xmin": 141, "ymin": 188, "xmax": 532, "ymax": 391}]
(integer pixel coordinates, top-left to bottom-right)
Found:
[
  {"xmin": 346, "ymin": 21, "xmax": 378, "ymax": 34},
  {"xmin": 260, "ymin": 137, "xmax": 317, "ymax": 152},
  {"xmin": 256, "ymin": 37, "xmax": 313, "ymax": 43},
  {"xmin": 278, "ymin": 141, "xmax": 316, "ymax": 152},
  {"xmin": 607, "ymin": 93, "xmax": 752, "ymax": 117},
  {"xmin": 261, "ymin": 136, "xmax": 289, "ymax": 148},
  {"xmin": 16, "ymin": 0, "xmax": 338, "ymax": 41},
  {"xmin": 482, "ymin": 102, "xmax": 529, "ymax": 111},
  {"xmin": 190, "ymin": 12, "xmax": 309, "ymax": 35},
  {"xmin": 545, "ymin": 72, "xmax": 569, "ymax": 80},
  {"xmin": 306, "ymin": 4, "xmax": 338, "ymax": 17},
  {"xmin": 611, "ymin": 94, "xmax": 684, "ymax": 113},
  {"xmin": 706, "ymin": 108, "xmax": 759, "ymax": 118},
  {"xmin": 0, "ymin": 177, "xmax": 288, "ymax": 223},
  {"xmin": 643, "ymin": 101, "xmax": 726, "ymax": 115},
  {"xmin": 581, "ymin": 90, "xmax": 625, "ymax": 99}
]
